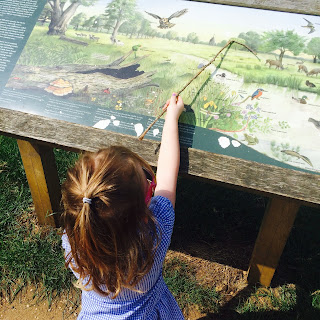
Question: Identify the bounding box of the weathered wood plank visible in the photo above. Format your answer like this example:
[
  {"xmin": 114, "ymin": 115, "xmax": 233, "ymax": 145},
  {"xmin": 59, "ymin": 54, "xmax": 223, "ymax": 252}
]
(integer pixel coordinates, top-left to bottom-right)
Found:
[
  {"xmin": 247, "ymin": 197, "xmax": 300, "ymax": 286},
  {"xmin": 17, "ymin": 140, "xmax": 61, "ymax": 227},
  {"xmin": 192, "ymin": 0, "xmax": 320, "ymax": 16},
  {"xmin": 1, "ymin": 108, "xmax": 320, "ymax": 206}
]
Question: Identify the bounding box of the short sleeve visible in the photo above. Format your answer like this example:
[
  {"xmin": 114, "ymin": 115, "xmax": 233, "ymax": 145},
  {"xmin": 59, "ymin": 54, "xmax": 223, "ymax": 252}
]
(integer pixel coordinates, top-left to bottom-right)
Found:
[
  {"xmin": 149, "ymin": 196, "xmax": 175, "ymax": 254},
  {"xmin": 149, "ymin": 196, "xmax": 175, "ymax": 229}
]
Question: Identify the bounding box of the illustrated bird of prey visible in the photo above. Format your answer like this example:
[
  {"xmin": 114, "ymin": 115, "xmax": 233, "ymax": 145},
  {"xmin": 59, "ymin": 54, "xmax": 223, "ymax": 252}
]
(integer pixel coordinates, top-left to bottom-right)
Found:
[
  {"xmin": 301, "ymin": 18, "xmax": 320, "ymax": 34},
  {"xmin": 145, "ymin": 9, "xmax": 188, "ymax": 29}
]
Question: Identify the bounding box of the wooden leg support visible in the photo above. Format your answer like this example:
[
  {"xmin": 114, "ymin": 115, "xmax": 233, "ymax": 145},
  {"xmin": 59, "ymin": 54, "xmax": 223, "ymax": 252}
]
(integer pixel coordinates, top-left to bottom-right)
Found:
[
  {"xmin": 17, "ymin": 140, "xmax": 61, "ymax": 227},
  {"xmin": 247, "ymin": 197, "xmax": 300, "ymax": 286}
]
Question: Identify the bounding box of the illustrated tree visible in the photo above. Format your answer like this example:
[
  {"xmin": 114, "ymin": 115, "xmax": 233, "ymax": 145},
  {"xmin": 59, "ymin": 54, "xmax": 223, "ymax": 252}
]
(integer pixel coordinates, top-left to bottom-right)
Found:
[
  {"xmin": 93, "ymin": 14, "xmax": 107, "ymax": 32},
  {"xmin": 119, "ymin": 12, "xmax": 143, "ymax": 38},
  {"xmin": 137, "ymin": 18, "xmax": 152, "ymax": 38},
  {"xmin": 148, "ymin": 29, "xmax": 157, "ymax": 39},
  {"xmin": 262, "ymin": 30, "xmax": 305, "ymax": 63},
  {"xmin": 238, "ymin": 31, "xmax": 262, "ymax": 52},
  {"xmin": 38, "ymin": 4, "xmax": 52, "ymax": 25},
  {"xmin": 229, "ymin": 37, "xmax": 245, "ymax": 50},
  {"xmin": 105, "ymin": 0, "xmax": 137, "ymax": 43},
  {"xmin": 305, "ymin": 37, "xmax": 320, "ymax": 63},
  {"xmin": 47, "ymin": 0, "xmax": 98, "ymax": 35},
  {"xmin": 166, "ymin": 31, "xmax": 178, "ymax": 41},
  {"xmin": 119, "ymin": 21, "xmax": 136, "ymax": 38},
  {"xmin": 82, "ymin": 15, "xmax": 98, "ymax": 31},
  {"xmin": 70, "ymin": 12, "xmax": 87, "ymax": 30},
  {"xmin": 187, "ymin": 32, "xmax": 199, "ymax": 44},
  {"xmin": 217, "ymin": 39, "xmax": 228, "ymax": 47}
]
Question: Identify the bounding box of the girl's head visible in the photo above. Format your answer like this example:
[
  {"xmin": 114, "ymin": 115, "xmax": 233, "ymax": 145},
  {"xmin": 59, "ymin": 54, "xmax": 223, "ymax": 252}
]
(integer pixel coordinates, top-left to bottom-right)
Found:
[{"xmin": 61, "ymin": 146, "xmax": 158, "ymax": 297}]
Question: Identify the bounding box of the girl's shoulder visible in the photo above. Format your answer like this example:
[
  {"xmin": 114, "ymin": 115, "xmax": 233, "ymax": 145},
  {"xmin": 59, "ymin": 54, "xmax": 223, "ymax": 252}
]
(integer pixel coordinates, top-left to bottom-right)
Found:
[{"xmin": 149, "ymin": 195, "xmax": 175, "ymax": 228}]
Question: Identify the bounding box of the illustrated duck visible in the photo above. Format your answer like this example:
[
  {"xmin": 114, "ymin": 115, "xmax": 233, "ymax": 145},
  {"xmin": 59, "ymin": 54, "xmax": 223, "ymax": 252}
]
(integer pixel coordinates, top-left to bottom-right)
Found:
[
  {"xmin": 292, "ymin": 95, "xmax": 308, "ymax": 104},
  {"xmin": 306, "ymin": 80, "xmax": 316, "ymax": 88}
]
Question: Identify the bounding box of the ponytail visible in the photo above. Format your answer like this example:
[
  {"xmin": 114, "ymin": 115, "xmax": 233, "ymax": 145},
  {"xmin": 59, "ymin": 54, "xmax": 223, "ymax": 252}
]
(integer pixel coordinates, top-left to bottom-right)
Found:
[
  {"xmin": 61, "ymin": 146, "xmax": 159, "ymax": 298},
  {"xmin": 75, "ymin": 199, "xmax": 91, "ymax": 248}
]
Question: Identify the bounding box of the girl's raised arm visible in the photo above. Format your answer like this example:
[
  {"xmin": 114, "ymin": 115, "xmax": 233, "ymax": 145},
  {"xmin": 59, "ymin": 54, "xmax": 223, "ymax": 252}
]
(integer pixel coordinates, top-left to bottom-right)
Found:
[{"xmin": 154, "ymin": 93, "xmax": 184, "ymax": 208}]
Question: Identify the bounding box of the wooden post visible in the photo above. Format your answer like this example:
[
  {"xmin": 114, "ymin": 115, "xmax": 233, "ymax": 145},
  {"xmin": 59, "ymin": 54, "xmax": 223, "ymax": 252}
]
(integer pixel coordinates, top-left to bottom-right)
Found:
[
  {"xmin": 17, "ymin": 140, "xmax": 61, "ymax": 227},
  {"xmin": 247, "ymin": 197, "xmax": 300, "ymax": 286}
]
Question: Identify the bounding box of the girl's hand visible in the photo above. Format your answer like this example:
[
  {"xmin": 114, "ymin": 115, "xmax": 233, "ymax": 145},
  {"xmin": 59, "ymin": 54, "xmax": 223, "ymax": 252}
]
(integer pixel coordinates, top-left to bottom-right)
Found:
[{"xmin": 163, "ymin": 93, "xmax": 184, "ymax": 121}]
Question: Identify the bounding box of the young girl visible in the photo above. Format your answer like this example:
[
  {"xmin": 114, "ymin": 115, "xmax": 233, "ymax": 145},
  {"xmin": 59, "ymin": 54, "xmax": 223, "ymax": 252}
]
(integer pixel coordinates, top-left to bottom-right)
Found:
[{"xmin": 61, "ymin": 93, "xmax": 185, "ymax": 319}]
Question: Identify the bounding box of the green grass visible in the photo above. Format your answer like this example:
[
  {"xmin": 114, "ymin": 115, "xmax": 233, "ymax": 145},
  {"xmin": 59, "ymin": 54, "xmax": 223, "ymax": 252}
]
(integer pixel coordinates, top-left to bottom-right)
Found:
[
  {"xmin": 236, "ymin": 285, "xmax": 297, "ymax": 313},
  {"xmin": 0, "ymin": 136, "xmax": 74, "ymax": 305},
  {"xmin": 1, "ymin": 135, "xmax": 320, "ymax": 318},
  {"xmin": 174, "ymin": 177, "xmax": 320, "ymax": 318},
  {"xmin": 163, "ymin": 258, "xmax": 219, "ymax": 314}
]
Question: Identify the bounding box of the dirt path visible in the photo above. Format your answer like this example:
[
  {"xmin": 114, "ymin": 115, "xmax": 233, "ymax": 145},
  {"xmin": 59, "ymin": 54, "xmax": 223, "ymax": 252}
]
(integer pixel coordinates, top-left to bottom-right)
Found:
[
  {"xmin": 0, "ymin": 249, "xmax": 247, "ymax": 320},
  {"xmin": 0, "ymin": 288, "xmax": 79, "ymax": 320}
]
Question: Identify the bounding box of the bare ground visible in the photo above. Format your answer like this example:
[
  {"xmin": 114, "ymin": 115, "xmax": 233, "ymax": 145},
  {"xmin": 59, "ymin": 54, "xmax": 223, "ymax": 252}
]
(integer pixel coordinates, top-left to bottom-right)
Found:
[
  {"xmin": 0, "ymin": 205, "xmax": 252, "ymax": 319},
  {"xmin": 0, "ymin": 246, "xmax": 249, "ymax": 320}
]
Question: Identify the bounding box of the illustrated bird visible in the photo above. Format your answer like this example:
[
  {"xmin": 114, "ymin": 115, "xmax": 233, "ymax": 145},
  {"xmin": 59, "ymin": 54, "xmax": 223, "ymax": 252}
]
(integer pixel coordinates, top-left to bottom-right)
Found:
[
  {"xmin": 251, "ymin": 88, "xmax": 266, "ymax": 100},
  {"xmin": 308, "ymin": 118, "xmax": 320, "ymax": 130},
  {"xmin": 301, "ymin": 18, "xmax": 320, "ymax": 34},
  {"xmin": 145, "ymin": 9, "xmax": 188, "ymax": 29},
  {"xmin": 292, "ymin": 95, "xmax": 308, "ymax": 104},
  {"xmin": 306, "ymin": 80, "xmax": 316, "ymax": 87},
  {"xmin": 132, "ymin": 44, "xmax": 141, "ymax": 58}
]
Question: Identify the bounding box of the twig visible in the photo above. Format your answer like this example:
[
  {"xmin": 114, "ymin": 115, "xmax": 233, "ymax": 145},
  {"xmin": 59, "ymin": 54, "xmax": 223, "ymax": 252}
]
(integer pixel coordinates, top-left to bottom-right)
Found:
[{"xmin": 138, "ymin": 40, "xmax": 259, "ymax": 140}]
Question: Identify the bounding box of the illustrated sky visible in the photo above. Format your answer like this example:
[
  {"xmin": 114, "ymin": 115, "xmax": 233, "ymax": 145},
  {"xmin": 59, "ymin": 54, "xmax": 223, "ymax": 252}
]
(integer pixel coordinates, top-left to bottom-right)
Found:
[{"xmin": 79, "ymin": 0, "xmax": 320, "ymax": 42}]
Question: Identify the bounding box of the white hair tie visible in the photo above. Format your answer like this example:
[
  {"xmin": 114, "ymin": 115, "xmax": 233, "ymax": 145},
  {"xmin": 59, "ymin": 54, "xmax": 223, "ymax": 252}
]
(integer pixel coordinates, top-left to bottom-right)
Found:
[{"xmin": 82, "ymin": 197, "xmax": 92, "ymax": 205}]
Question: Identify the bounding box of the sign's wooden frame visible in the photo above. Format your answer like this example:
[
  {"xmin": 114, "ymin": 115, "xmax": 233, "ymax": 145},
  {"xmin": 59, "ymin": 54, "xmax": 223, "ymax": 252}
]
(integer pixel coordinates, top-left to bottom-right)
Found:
[{"xmin": 0, "ymin": 0, "xmax": 319, "ymax": 287}]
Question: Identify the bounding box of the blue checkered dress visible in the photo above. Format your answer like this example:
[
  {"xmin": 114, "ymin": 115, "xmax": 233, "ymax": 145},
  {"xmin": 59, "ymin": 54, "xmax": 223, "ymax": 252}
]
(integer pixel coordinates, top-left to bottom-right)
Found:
[{"xmin": 62, "ymin": 196, "xmax": 184, "ymax": 319}]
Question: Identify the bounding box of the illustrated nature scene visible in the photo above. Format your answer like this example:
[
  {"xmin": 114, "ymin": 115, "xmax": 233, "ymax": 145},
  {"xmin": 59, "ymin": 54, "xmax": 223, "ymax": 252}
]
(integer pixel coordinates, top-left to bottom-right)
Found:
[{"xmin": 6, "ymin": 0, "xmax": 320, "ymax": 173}]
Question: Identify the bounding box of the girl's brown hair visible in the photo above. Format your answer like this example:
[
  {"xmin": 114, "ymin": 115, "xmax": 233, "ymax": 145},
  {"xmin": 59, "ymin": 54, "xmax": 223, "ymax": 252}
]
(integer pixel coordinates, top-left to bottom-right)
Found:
[{"xmin": 61, "ymin": 146, "xmax": 159, "ymax": 298}]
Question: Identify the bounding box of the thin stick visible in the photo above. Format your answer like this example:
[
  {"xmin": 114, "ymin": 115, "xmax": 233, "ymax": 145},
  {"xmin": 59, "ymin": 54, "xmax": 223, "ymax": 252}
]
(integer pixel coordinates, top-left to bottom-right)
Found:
[{"xmin": 138, "ymin": 40, "xmax": 259, "ymax": 140}]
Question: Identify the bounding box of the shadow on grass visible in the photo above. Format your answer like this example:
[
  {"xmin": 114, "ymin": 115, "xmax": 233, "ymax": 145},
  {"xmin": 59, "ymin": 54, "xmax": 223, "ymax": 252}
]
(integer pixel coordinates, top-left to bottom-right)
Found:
[
  {"xmin": 173, "ymin": 175, "xmax": 266, "ymax": 270},
  {"xmin": 173, "ymin": 175, "xmax": 320, "ymax": 319},
  {"xmin": 196, "ymin": 284, "xmax": 320, "ymax": 319},
  {"xmin": 198, "ymin": 310, "xmax": 320, "ymax": 320}
]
